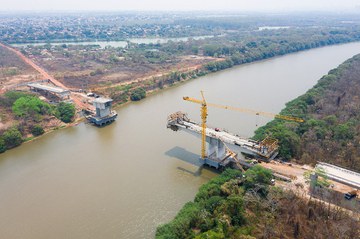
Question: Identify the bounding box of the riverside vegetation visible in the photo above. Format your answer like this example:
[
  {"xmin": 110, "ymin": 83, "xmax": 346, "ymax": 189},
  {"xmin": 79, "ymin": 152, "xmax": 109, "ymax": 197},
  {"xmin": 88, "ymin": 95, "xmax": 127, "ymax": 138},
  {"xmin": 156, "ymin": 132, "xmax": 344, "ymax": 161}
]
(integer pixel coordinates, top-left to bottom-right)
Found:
[
  {"xmin": 2, "ymin": 13, "xmax": 360, "ymax": 157},
  {"xmin": 0, "ymin": 91, "xmax": 75, "ymax": 153},
  {"xmin": 22, "ymin": 24, "xmax": 360, "ymax": 105},
  {"xmin": 156, "ymin": 53, "xmax": 360, "ymax": 239},
  {"xmin": 7, "ymin": 13, "xmax": 360, "ymax": 107},
  {"xmin": 156, "ymin": 167, "xmax": 359, "ymax": 238},
  {"xmin": 254, "ymin": 54, "xmax": 360, "ymax": 172}
]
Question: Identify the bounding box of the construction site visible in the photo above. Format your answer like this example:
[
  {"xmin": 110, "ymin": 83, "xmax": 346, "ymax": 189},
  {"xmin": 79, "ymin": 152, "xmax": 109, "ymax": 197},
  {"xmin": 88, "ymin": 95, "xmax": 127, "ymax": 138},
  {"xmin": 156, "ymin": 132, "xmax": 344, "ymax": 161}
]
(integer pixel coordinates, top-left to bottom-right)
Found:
[
  {"xmin": 167, "ymin": 91, "xmax": 360, "ymax": 213},
  {"xmin": 1, "ymin": 38, "xmax": 359, "ymax": 214},
  {"xmin": 0, "ymin": 43, "xmax": 117, "ymax": 127}
]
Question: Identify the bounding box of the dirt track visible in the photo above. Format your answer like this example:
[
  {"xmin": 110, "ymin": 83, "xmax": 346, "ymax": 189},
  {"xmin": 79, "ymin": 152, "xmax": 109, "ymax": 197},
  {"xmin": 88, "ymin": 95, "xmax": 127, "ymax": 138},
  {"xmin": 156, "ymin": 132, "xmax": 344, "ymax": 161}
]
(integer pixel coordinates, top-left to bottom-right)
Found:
[{"xmin": 0, "ymin": 43, "xmax": 87, "ymax": 109}]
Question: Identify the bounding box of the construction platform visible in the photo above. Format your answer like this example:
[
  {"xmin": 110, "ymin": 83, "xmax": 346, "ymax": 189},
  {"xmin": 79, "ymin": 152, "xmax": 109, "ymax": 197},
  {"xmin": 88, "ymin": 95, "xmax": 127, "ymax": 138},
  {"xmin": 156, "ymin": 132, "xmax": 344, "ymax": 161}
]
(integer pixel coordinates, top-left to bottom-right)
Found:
[
  {"xmin": 167, "ymin": 112, "xmax": 279, "ymax": 168},
  {"xmin": 86, "ymin": 97, "xmax": 117, "ymax": 126},
  {"xmin": 86, "ymin": 112, "xmax": 118, "ymax": 126}
]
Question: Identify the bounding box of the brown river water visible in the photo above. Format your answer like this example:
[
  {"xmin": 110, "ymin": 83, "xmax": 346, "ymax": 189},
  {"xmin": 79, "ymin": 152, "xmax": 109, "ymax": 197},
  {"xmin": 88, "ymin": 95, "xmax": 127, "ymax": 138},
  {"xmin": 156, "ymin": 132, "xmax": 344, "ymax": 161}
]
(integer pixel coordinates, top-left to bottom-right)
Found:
[{"xmin": 1, "ymin": 42, "xmax": 360, "ymax": 238}]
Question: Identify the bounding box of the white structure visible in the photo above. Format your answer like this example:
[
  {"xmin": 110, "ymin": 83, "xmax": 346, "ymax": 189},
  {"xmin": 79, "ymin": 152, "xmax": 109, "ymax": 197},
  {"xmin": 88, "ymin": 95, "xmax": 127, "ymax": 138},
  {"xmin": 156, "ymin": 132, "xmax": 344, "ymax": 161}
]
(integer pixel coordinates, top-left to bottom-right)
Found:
[
  {"xmin": 93, "ymin": 98, "xmax": 113, "ymax": 118},
  {"xmin": 87, "ymin": 97, "xmax": 117, "ymax": 126},
  {"xmin": 316, "ymin": 162, "xmax": 360, "ymax": 190},
  {"xmin": 27, "ymin": 82, "xmax": 70, "ymax": 99}
]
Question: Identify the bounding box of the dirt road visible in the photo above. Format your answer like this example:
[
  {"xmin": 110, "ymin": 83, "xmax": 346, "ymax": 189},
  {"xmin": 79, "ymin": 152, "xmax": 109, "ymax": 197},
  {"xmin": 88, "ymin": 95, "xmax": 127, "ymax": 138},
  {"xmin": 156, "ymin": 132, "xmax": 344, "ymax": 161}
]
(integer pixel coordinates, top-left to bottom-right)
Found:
[{"xmin": 0, "ymin": 43, "xmax": 86, "ymax": 109}]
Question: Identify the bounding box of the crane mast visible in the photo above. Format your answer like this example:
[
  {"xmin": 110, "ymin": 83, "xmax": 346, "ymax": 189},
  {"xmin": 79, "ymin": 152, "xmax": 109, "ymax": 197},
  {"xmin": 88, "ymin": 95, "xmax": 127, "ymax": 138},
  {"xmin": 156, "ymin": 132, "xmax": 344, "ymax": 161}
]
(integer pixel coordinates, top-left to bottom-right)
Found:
[
  {"xmin": 183, "ymin": 92, "xmax": 304, "ymax": 160},
  {"xmin": 200, "ymin": 91, "xmax": 207, "ymax": 159}
]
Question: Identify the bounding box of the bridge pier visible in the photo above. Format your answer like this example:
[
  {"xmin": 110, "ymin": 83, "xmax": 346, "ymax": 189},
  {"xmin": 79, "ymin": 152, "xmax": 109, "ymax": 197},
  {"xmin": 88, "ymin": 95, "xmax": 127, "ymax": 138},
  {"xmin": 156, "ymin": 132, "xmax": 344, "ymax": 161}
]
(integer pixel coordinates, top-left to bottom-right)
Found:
[
  {"xmin": 167, "ymin": 112, "xmax": 279, "ymax": 169},
  {"xmin": 207, "ymin": 137, "xmax": 226, "ymax": 160}
]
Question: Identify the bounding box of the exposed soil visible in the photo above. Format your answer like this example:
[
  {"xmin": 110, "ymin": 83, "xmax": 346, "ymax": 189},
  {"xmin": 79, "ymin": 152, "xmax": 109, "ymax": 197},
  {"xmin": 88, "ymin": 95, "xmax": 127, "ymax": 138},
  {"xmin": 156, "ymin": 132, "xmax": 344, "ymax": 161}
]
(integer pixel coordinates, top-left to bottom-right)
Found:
[
  {"xmin": 38, "ymin": 54, "xmax": 216, "ymax": 89},
  {"xmin": 0, "ymin": 45, "xmax": 41, "ymax": 92}
]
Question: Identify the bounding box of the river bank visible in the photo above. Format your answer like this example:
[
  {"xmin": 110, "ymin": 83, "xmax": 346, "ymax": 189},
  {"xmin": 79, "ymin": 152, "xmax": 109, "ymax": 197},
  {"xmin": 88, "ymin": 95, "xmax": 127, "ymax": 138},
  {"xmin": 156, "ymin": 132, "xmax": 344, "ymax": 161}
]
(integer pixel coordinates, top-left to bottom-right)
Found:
[
  {"xmin": 1, "ymin": 39, "xmax": 360, "ymax": 154},
  {"xmin": 254, "ymin": 53, "xmax": 360, "ymax": 171},
  {"xmin": 155, "ymin": 52, "xmax": 360, "ymax": 239},
  {"xmin": 1, "ymin": 42, "xmax": 360, "ymax": 238}
]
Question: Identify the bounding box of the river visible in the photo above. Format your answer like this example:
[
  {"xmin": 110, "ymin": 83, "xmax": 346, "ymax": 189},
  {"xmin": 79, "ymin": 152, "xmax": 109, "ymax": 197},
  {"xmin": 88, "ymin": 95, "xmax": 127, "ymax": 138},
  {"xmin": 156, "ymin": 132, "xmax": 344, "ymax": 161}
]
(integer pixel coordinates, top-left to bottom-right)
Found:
[
  {"xmin": 1, "ymin": 42, "xmax": 360, "ymax": 238},
  {"xmin": 10, "ymin": 35, "xmax": 214, "ymax": 48}
]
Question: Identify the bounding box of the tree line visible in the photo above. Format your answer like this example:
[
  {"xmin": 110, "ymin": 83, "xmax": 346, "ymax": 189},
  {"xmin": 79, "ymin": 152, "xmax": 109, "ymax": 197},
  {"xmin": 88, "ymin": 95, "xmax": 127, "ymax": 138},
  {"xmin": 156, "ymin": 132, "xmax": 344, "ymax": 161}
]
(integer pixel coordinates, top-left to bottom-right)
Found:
[
  {"xmin": 254, "ymin": 54, "xmax": 360, "ymax": 171},
  {"xmin": 156, "ymin": 166, "xmax": 359, "ymax": 238}
]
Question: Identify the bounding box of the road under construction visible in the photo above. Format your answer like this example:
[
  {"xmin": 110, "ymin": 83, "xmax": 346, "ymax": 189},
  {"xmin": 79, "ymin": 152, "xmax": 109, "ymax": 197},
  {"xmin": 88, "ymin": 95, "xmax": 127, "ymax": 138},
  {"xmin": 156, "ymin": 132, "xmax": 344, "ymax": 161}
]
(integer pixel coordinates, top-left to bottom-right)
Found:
[
  {"xmin": 0, "ymin": 43, "xmax": 118, "ymax": 125},
  {"xmin": 0, "ymin": 43, "xmax": 89, "ymax": 110}
]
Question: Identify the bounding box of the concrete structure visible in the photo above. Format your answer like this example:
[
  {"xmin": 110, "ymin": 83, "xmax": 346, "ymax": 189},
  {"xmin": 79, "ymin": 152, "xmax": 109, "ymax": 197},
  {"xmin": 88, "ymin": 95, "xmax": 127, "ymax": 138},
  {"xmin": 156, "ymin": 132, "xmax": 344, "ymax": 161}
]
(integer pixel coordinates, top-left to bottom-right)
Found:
[
  {"xmin": 27, "ymin": 82, "xmax": 70, "ymax": 99},
  {"xmin": 93, "ymin": 98, "xmax": 112, "ymax": 118},
  {"xmin": 167, "ymin": 112, "xmax": 278, "ymax": 168},
  {"xmin": 87, "ymin": 97, "xmax": 117, "ymax": 126},
  {"xmin": 316, "ymin": 162, "xmax": 360, "ymax": 190}
]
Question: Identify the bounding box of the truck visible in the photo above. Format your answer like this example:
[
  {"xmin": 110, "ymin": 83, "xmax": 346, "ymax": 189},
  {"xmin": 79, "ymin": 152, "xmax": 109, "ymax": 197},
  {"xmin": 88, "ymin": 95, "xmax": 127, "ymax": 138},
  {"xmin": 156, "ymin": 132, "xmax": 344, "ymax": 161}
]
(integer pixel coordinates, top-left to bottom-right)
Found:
[{"xmin": 344, "ymin": 190, "xmax": 358, "ymax": 200}]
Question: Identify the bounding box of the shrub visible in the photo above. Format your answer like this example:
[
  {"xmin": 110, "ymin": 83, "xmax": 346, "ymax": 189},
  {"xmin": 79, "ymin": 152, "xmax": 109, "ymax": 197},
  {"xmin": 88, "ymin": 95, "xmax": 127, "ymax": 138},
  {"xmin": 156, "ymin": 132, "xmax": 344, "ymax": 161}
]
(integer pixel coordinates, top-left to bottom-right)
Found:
[
  {"xmin": 31, "ymin": 125, "xmax": 45, "ymax": 136},
  {"xmin": 156, "ymin": 202, "xmax": 200, "ymax": 239},
  {"xmin": 12, "ymin": 96, "xmax": 51, "ymax": 118},
  {"xmin": 89, "ymin": 68, "xmax": 104, "ymax": 76},
  {"xmin": 56, "ymin": 102, "xmax": 75, "ymax": 123},
  {"xmin": 2, "ymin": 127, "xmax": 23, "ymax": 149},
  {"xmin": 130, "ymin": 87, "xmax": 146, "ymax": 101},
  {"xmin": 244, "ymin": 165, "xmax": 273, "ymax": 196},
  {"xmin": 2, "ymin": 91, "xmax": 32, "ymax": 107}
]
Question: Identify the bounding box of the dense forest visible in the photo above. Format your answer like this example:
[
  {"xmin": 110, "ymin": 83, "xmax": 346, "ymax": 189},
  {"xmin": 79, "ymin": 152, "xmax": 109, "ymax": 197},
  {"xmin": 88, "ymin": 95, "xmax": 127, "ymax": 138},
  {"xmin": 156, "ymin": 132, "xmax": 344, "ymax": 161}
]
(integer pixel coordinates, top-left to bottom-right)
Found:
[
  {"xmin": 156, "ymin": 167, "xmax": 359, "ymax": 238},
  {"xmin": 254, "ymin": 54, "xmax": 360, "ymax": 172}
]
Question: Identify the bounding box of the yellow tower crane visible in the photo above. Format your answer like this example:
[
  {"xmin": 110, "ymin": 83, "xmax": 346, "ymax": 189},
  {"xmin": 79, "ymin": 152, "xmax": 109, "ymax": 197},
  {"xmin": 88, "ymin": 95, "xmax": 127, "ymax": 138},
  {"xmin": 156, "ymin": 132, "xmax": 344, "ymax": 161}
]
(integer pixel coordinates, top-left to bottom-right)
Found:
[{"xmin": 183, "ymin": 91, "xmax": 304, "ymax": 160}]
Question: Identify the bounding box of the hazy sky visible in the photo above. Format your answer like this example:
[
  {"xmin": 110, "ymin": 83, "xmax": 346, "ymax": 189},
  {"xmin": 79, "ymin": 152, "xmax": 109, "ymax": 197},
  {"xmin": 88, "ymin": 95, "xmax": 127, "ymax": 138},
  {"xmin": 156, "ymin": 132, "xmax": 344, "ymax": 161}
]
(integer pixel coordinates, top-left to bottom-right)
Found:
[{"xmin": 1, "ymin": 0, "xmax": 360, "ymax": 12}]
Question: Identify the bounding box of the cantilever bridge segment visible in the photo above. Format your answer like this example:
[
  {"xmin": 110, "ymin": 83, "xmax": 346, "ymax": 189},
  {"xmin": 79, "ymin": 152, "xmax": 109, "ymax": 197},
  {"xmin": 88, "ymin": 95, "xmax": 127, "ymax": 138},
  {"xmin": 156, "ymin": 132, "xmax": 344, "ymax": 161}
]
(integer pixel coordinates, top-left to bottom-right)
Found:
[
  {"xmin": 167, "ymin": 112, "xmax": 279, "ymax": 169},
  {"xmin": 27, "ymin": 82, "xmax": 70, "ymax": 100}
]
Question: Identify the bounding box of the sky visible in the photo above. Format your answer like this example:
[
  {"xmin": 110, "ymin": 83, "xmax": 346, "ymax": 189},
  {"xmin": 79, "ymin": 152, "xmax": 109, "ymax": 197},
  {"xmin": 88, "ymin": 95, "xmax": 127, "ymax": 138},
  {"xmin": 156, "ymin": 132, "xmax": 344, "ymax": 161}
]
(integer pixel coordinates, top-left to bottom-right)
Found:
[{"xmin": 0, "ymin": 0, "xmax": 359, "ymax": 12}]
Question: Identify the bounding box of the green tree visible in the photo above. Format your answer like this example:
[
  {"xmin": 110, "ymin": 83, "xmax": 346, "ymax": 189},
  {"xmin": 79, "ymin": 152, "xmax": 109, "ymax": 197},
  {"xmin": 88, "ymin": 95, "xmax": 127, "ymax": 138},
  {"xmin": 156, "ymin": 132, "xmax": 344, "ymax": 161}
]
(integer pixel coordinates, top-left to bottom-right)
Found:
[
  {"xmin": 333, "ymin": 123, "xmax": 354, "ymax": 140},
  {"xmin": 56, "ymin": 102, "xmax": 75, "ymax": 123},
  {"xmin": 31, "ymin": 125, "xmax": 45, "ymax": 136},
  {"xmin": 2, "ymin": 127, "xmax": 23, "ymax": 149},
  {"xmin": 222, "ymin": 195, "xmax": 246, "ymax": 226},
  {"xmin": 195, "ymin": 229, "xmax": 225, "ymax": 239},
  {"xmin": 2, "ymin": 91, "xmax": 32, "ymax": 107},
  {"xmin": 130, "ymin": 88, "xmax": 146, "ymax": 101},
  {"xmin": 244, "ymin": 165, "xmax": 273, "ymax": 196},
  {"xmin": 12, "ymin": 96, "xmax": 51, "ymax": 119},
  {"xmin": 156, "ymin": 202, "xmax": 200, "ymax": 239}
]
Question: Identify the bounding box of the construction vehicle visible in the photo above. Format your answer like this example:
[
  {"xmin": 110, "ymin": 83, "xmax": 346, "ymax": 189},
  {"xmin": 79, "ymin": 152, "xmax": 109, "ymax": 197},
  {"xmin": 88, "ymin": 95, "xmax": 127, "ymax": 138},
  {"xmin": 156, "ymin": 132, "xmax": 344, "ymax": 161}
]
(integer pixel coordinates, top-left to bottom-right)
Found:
[
  {"xmin": 183, "ymin": 91, "xmax": 304, "ymax": 160},
  {"xmin": 344, "ymin": 190, "xmax": 358, "ymax": 200}
]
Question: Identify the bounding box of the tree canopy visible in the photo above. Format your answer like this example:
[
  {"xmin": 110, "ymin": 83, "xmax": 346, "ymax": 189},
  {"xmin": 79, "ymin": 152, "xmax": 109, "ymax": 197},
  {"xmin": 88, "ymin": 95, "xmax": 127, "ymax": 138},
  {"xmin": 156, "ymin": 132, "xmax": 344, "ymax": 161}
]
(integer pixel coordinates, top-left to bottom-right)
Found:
[
  {"xmin": 253, "ymin": 54, "xmax": 360, "ymax": 171},
  {"xmin": 12, "ymin": 96, "xmax": 51, "ymax": 119},
  {"xmin": 55, "ymin": 102, "xmax": 75, "ymax": 123},
  {"xmin": 130, "ymin": 87, "xmax": 146, "ymax": 101},
  {"xmin": 2, "ymin": 127, "xmax": 23, "ymax": 149}
]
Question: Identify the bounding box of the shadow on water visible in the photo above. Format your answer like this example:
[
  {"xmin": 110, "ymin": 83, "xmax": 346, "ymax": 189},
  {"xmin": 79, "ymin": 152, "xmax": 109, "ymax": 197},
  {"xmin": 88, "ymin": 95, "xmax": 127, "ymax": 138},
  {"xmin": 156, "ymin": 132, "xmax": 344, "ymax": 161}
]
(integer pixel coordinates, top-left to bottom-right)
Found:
[
  {"xmin": 177, "ymin": 166, "xmax": 204, "ymax": 177},
  {"xmin": 165, "ymin": 146, "xmax": 220, "ymax": 178},
  {"xmin": 165, "ymin": 146, "xmax": 201, "ymax": 166}
]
